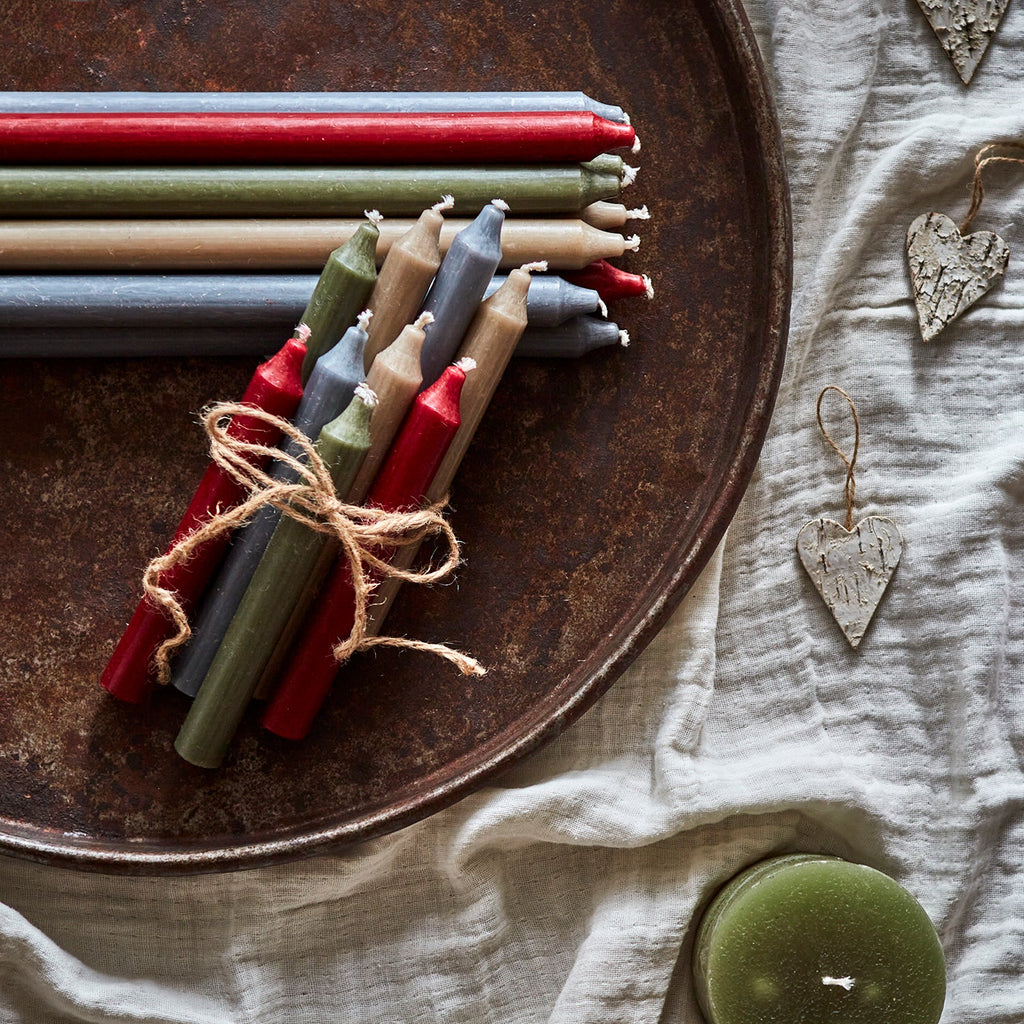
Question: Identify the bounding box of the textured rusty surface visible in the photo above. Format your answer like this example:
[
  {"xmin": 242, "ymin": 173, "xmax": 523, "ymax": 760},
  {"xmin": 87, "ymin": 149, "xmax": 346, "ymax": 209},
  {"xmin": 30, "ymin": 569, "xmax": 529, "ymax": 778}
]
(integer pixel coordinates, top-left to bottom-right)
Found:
[{"xmin": 0, "ymin": 0, "xmax": 791, "ymax": 872}]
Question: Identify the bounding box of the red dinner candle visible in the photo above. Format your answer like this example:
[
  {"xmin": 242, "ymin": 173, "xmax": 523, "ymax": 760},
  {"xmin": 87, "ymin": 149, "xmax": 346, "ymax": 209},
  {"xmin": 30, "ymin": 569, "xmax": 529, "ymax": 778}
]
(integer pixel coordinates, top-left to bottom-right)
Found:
[
  {"xmin": 261, "ymin": 360, "xmax": 468, "ymax": 740},
  {"xmin": 0, "ymin": 111, "xmax": 636, "ymax": 165},
  {"xmin": 100, "ymin": 333, "xmax": 306, "ymax": 703},
  {"xmin": 564, "ymin": 259, "xmax": 654, "ymax": 301}
]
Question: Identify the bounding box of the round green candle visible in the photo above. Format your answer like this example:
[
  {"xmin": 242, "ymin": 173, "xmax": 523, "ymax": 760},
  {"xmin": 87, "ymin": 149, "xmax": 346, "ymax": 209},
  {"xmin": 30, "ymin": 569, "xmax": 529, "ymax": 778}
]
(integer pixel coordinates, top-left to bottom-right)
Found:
[{"xmin": 692, "ymin": 855, "xmax": 946, "ymax": 1024}]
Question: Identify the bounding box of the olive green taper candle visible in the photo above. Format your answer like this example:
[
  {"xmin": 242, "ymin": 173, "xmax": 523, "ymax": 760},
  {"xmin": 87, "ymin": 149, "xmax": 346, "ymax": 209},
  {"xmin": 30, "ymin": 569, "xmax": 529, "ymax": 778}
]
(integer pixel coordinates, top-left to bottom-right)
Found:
[
  {"xmin": 174, "ymin": 386, "xmax": 376, "ymax": 769},
  {"xmin": 299, "ymin": 214, "xmax": 379, "ymax": 379}
]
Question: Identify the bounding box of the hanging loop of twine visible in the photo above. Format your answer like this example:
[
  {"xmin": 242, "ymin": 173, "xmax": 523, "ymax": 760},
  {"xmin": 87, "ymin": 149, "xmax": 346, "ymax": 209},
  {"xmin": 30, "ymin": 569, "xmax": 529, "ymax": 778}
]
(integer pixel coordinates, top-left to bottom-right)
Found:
[
  {"xmin": 960, "ymin": 141, "xmax": 1024, "ymax": 234},
  {"xmin": 142, "ymin": 401, "xmax": 485, "ymax": 685},
  {"xmin": 816, "ymin": 385, "xmax": 859, "ymax": 531}
]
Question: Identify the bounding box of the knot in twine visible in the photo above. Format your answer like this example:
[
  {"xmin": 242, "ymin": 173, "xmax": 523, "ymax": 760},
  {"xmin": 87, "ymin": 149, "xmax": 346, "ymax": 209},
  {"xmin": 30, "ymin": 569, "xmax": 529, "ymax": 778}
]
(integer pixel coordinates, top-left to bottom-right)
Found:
[
  {"xmin": 816, "ymin": 385, "xmax": 859, "ymax": 531},
  {"xmin": 142, "ymin": 401, "xmax": 485, "ymax": 684},
  {"xmin": 960, "ymin": 140, "xmax": 1024, "ymax": 234}
]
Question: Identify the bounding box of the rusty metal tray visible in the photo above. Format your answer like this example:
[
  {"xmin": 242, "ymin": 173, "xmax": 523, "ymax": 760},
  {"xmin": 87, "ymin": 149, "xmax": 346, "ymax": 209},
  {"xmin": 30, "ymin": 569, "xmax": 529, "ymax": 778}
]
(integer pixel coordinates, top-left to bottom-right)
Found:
[{"xmin": 0, "ymin": 0, "xmax": 790, "ymax": 872}]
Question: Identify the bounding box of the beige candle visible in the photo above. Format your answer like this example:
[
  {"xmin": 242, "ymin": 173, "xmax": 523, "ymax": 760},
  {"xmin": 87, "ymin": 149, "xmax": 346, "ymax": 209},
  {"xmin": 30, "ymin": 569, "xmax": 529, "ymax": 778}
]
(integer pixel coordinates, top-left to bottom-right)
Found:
[
  {"xmin": 581, "ymin": 201, "xmax": 651, "ymax": 230},
  {"xmin": 363, "ymin": 198, "xmax": 449, "ymax": 368},
  {"xmin": 364, "ymin": 262, "xmax": 541, "ymax": 636},
  {"xmin": 0, "ymin": 218, "xmax": 639, "ymax": 270}
]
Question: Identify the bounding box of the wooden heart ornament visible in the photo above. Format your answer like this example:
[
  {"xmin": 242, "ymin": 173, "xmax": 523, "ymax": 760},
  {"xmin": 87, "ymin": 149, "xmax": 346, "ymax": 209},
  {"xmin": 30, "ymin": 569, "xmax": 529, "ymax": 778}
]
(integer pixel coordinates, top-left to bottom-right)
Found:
[
  {"xmin": 797, "ymin": 517, "xmax": 903, "ymax": 648},
  {"xmin": 914, "ymin": 0, "xmax": 1011, "ymax": 84},
  {"xmin": 906, "ymin": 212, "xmax": 1009, "ymax": 341}
]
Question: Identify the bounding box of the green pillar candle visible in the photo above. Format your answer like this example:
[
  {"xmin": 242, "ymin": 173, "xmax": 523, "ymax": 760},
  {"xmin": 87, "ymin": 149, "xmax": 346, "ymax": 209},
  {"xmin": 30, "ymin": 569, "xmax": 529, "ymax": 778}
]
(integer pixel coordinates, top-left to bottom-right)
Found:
[
  {"xmin": 692, "ymin": 855, "xmax": 946, "ymax": 1024},
  {"xmin": 0, "ymin": 164, "xmax": 622, "ymax": 217},
  {"xmin": 299, "ymin": 216, "xmax": 379, "ymax": 380},
  {"xmin": 174, "ymin": 386, "xmax": 375, "ymax": 769}
]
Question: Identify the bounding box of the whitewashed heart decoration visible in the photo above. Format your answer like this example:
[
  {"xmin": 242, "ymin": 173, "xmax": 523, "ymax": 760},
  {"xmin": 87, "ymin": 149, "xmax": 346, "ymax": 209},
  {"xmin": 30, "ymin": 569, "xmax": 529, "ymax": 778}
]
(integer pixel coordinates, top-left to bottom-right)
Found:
[
  {"xmin": 906, "ymin": 211, "xmax": 1009, "ymax": 341},
  {"xmin": 797, "ymin": 387, "xmax": 902, "ymax": 649},
  {"xmin": 914, "ymin": 0, "xmax": 1011, "ymax": 84}
]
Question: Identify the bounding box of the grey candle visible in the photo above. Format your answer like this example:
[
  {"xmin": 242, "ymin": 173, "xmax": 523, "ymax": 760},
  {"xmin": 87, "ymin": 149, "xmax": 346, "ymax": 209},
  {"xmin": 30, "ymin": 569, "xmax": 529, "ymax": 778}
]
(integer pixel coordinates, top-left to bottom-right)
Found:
[
  {"xmin": 171, "ymin": 314, "xmax": 370, "ymax": 698},
  {"xmin": 0, "ymin": 91, "xmax": 627, "ymax": 122},
  {"xmin": 417, "ymin": 200, "xmax": 505, "ymax": 388},
  {"xmin": 513, "ymin": 316, "xmax": 629, "ymax": 358},
  {"xmin": 483, "ymin": 274, "xmax": 603, "ymax": 326}
]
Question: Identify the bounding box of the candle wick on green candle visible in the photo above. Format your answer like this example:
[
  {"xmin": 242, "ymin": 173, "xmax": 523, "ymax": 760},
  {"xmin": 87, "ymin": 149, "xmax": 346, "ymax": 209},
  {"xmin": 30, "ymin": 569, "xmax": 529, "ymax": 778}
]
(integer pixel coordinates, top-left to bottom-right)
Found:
[
  {"xmin": 622, "ymin": 163, "xmax": 639, "ymax": 186},
  {"xmin": 822, "ymin": 976, "xmax": 856, "ymax": 991}
]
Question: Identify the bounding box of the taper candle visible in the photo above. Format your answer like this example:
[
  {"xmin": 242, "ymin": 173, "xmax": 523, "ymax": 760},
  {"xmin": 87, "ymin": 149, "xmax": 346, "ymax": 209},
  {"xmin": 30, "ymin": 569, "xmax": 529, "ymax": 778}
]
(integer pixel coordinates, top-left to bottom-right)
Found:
[
  {"xmin": 0, "ymin": 112, "xmax": 636, "ymax": 164},
  {"xmin": 171, "ymin": 315, "xmax": 370, "ymax": 698},
  {"xmin": 418, "ymin": 200, "xmax": 506, "ymax": 387},
  {"xmin": 564, "ymin": 260, "xmax": 654, "ymax": 301},
  {"xmin": 299, "ymin": 212, "xmax": 379, "ymax": 379},
  {"xmin": 692, "ymin": 855, "xmax": 946, "ymax": 1024},
  {"xmin": 175, "ymin": 386, "xmax": 376, "ymax": 769},
  {"xmin": 514, "ymin": 315, "xmax": 628, "ymax": 358},
  {"xmin": 261, "ymin": 361, "xmax": 470, "ymax": 739},
  {"xmin": 0, "ymin": 91, "xmax": 627, "ymax": 122},
  {"xmin": 99, "ymin": 331, "xmax": 306, "ymax": 704},
  {"xmin": 0, "ymin": 164, "xmax": 621, "ymax": 217},
  {"xmin": 483, "ymin": 273, "xmax": 603, "ymax": 326},
  {"xmin": 363, "ymin": 200, "xmax": 448, "ymax": 368},
  {"xmin": 0, "ymin": 217, "xmax": 638, "ymax": 271},
  {"xmin": 581, "ymin": 201, "xmax": 650, "ymax": 230}
]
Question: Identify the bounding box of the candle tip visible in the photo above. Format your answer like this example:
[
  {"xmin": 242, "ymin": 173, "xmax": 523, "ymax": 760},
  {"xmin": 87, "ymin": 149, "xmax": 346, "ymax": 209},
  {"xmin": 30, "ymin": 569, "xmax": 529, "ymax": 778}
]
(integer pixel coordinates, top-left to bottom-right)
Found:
[
  {"xmin": 631, "ymin": 134, "xmax": 642, "ymax": 155},
  {"xmin": 357, "ymin": 308, "xmax": 373, "ymax": 331},
  {"xmin": 643, "ymin": 274, "xmax": 655, "ymax": 299},
  {"xmin": 598, "ymin": 297, "xmax": 609, "ymax": 318},
  {"xmin": 628, "ymin": 205, "xmax": 651, "ymax": 220},
  {"xmin": 520, "ymin": 260, "xmax": 548, "ymax": 274},
  {"xmin": 355, "ymin": 381, "xmax": 379, "ymax": 408},
  {"xmin": 364, "ymin": 209, "xmax": 384, "ymax": 225},
  {"xmin": 624, "ymin": 234, "xmax": 641, "ymax": 252},
  {"xmin": 619, "ymin": 329, "xmax": 631, "ymax": 348},
  {"xmin": 294, "ymin": 322, "xmax": 312, "ymax": 343},
  {"xmin": 455, "ymin": 356, "xmax": 477, "ymax": 373},
  {"xmin": 621, "ymin": 163, "xmax": 639, "ymax": 187},
  {"xmin": 433, "ymin": 194, "xmax": 456, "ymax": 213},
  {"xmin": 413, "ymin": 311, "xmax": 435, "ymax": 330},
  {"xmin": 491, "ymin": 198, "xmax": 510, "ymax": 213}
]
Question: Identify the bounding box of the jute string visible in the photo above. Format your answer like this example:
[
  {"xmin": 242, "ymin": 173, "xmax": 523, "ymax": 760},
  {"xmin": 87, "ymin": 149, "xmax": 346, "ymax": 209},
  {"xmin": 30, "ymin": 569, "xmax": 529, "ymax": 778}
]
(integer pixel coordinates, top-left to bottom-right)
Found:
[
  {"xmin": 960, "ymin": 141, "xmax": 1024, "ymax": 233},
  {"xmin": 816, "ymin": 385, "xmax": 859, "ymax": 532},
  {"xmin": 142, "ymin": 401, "xmax": 485, "ymax": 684}
]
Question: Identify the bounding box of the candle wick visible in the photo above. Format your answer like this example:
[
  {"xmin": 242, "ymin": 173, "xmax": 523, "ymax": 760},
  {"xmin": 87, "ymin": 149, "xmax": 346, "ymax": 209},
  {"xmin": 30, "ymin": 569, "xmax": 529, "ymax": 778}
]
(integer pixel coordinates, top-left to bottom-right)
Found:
[
  {"xmin": 642, "ymin": 274, "xmax": 655, "ymax": 299},
  {"xmin": 491, "ymin": 197, "xmax": 510, "ymax": 213},
  {"xmin": 822, "ymin": 977, "xmax": 856, "ymax": 991},
  {"xmin": 622, "ymin": 163, "xmax": 639, "ymax": 186},
  {"xmin": 624, "ymin": 234, "xmax": 641, "ymax": 252},
  {"xmin": 413, "ymin": 311, "xmax": 435, "ymax": 330},
  {"xmin": 433, "ymin": 194, "xmax": 456, "ymax": 213},
  {"xmin": 618, "ymin": 329, "xmax": 631, "ymax": 348},
  {"xmin": 627, "ymin": 205, "xmax": 651, "ymax": 220},
  {"xmin": 631, "ymin": 133, "xmax": 642, "ymax": 155},
  {"xmin": 364, "ymin": 208, "xmax": 384, "ymax": 225}
]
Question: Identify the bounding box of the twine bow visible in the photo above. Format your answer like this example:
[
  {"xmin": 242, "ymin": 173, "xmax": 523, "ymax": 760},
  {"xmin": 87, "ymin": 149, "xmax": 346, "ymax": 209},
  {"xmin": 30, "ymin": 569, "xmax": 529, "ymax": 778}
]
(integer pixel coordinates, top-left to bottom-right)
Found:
[{"xmin": 142, "ymin": 401, "xmax": 485, "ymax": 685}]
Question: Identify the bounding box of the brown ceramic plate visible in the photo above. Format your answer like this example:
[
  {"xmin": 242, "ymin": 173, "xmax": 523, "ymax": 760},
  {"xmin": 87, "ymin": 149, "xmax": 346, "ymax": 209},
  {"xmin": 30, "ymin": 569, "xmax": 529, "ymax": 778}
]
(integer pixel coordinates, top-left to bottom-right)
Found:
[{"xmin": 0, "ymin": 0, "xmax": 790, "ymax": 872}]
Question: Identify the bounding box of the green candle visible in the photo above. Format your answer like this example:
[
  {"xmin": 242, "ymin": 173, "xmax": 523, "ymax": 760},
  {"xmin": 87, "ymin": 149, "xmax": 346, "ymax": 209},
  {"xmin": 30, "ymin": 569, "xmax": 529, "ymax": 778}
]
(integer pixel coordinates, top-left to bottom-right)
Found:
[
  {"xmin": 299, "ymin": 215, "xmax": 379, "ymax": 380},
  {"xmin": 174, "ymin": 386, "xmax": 375, "ymax": 769},
  {"xmin": 0, "ymin": 164, "xmax": 622, "ymax": 217},
  {"xmin": 692, "ymin": 855, "xmax": 946, "ymax": 1024}
]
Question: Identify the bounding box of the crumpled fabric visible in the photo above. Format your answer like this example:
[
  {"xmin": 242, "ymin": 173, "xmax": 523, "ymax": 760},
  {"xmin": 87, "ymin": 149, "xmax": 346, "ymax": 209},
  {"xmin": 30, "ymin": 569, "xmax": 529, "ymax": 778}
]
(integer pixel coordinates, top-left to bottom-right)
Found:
[{"xmin": 1, "ymin": 2, "xmax": 1023, "ymax": 1021}]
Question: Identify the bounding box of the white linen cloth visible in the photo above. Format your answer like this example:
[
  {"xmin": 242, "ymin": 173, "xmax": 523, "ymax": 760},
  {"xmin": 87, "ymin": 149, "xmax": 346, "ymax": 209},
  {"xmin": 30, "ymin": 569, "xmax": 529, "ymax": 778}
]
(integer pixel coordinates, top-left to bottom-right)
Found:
[{"xmin": 2, "ymin": 2, "xmax": 1023, "ymax": 1020}]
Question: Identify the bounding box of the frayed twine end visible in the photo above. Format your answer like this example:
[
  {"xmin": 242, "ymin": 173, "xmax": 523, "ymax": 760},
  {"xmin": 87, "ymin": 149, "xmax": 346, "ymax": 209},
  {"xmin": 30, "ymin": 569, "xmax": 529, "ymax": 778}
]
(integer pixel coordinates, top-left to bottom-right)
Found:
[{"xmin": 433, "ymin": 194, "xmax": 456, "ymax": 212}]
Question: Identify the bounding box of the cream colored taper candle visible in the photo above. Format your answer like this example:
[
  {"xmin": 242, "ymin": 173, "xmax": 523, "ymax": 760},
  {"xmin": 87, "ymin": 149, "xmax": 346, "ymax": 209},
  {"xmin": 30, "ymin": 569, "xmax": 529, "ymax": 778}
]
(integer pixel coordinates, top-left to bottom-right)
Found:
[{"xmin": 363, "ymin": 198, "xmax": 450, "ymax": 368}]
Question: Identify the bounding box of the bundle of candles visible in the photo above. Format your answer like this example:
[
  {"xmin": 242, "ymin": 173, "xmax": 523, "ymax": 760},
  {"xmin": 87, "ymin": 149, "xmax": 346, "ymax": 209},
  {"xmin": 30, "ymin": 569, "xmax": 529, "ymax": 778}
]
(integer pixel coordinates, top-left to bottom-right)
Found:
[{"xmin": 12, "ymin": 89, "xmax": 652, "ymax": 768}]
